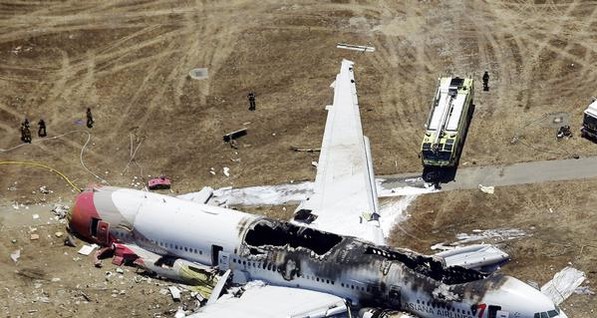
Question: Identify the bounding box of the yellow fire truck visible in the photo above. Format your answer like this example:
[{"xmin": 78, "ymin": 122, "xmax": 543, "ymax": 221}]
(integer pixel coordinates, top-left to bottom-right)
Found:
[{"xmin": 420, "ymin": 77, "xmax": 474, "ymax": 168}]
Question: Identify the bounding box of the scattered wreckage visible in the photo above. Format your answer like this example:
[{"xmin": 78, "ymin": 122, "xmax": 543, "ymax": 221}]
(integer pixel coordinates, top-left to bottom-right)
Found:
[{"xmin": 63, "ymin": 60, "xmax": 574, "ymax": 317}]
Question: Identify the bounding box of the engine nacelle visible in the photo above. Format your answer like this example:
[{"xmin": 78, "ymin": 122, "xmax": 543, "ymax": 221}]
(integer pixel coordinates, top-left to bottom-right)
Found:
[
  {"xmin": 135, "ymin": 256, "xmax": 218, "ymax": 289},
  {"xmin": 358, "ymin": 307, "xmax": 417, "ymax": 318}
]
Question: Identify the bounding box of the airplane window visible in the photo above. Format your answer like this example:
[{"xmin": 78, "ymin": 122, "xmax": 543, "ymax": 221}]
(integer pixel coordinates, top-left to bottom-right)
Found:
[
  {"xmin": 184, "ymin": 247, "xmax": 188, "ymax": 252},
  {"xmin": 547, "ymin": 310, "xmax": 558, "ymax": 317},
  {"xmin": 540, "ymin": 313, "xmax": 548, "ymax": 318},
  {"xmin": 272, "ymin": 265, "xmax": 277, "ymax": 272},
  {"xmin": 199, "ymin": 250, "xmax": 203, "ymax": 255},
  {"xmin": 341, "ymin": 283, "xmax": 344, "ymax": 287},
  {"xmin": 242, "ymin": 260, "xmax": 246, "ymax": 265},
  {"xmin": 267, "ymin": 263, "xmax": 272, "ymax": 270},
  {"xmin": 534, "ymin": 314, "xmax": 540, "ymax": 318},
  {"xmin": 316, "ymin": 277, "xmax": 320, "ymax": 282}
]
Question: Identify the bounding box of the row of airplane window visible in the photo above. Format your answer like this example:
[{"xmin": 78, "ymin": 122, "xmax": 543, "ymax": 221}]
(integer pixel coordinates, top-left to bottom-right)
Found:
[
  {"xmin": 113, "ymin": 232, "xmax": 205, "ymax": 255},
  {"xmin": 415, "ymin": 299, "xmax": 471, "ymax": 315},
  {"xmin": 231, "ymin": 257, "xmax": 368, "ymax": 292}
]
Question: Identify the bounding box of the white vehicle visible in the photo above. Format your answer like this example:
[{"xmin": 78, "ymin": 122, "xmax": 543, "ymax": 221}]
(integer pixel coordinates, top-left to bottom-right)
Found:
[{"xmin": 68, "ymin": 60, "xmax": 566, "ymax": 318}]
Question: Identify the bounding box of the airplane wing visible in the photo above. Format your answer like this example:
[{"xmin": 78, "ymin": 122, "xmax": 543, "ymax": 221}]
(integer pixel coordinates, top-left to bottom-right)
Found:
[
  {"xmin": 292, "ymin": 59, "xmax": 384, "ymax": 245},
  {"xmin": 188, "ymin": 281, "xmax": 347, "ymax": 318}
]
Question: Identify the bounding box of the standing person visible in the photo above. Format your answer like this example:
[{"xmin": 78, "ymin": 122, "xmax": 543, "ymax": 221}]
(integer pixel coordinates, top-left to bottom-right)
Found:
[
  {"xmin": 482, "ymin": 71, "xmax": 490, "ymax": 91},
  {"xmin": 38, "ymin": 119, "xmax": 47, "ymax": 137},
  {"xmin": 22, "ymin": 119, "xmax": 31, "ymax": 143},
  {"xmin": 86, "ymin": 107, "xmax": 94, "ymax": 128},
  {"xmin": 248, "ymin": 92, "xmax": 256, "ymax": 111},
  {"xmin": 21, "ymin": 118, "xmax": 31, "ymax": 143}
]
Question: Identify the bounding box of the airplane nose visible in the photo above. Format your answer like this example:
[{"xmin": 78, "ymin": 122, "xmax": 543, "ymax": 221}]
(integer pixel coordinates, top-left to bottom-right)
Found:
[
  {"xmin": 483, "ymin": 276, "xmax": 566, "ymax": 318},
  {"xmin": 68, "ymin": 189, "xmax": 100, "ymax": 240}
]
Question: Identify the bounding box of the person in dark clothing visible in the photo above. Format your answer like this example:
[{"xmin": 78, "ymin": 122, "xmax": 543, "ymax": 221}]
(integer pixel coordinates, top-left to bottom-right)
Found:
[
  {"xmin": 482, "ymin": 71, "xmax": 490, "ymax": 91},
  {"xmin": 86, "ymin": 108, "xmax": 94, "ymax": 128},
  {"xmin": 248, "ymin": 92, "xmax": 256, "ymax": 111},
  {"xmin": 38, "ymin": 119, "xmax": 47, "ymax": 137},
  {"xmin": 21, "ymin": 119, "xmax": 31, "ymax": 143}
]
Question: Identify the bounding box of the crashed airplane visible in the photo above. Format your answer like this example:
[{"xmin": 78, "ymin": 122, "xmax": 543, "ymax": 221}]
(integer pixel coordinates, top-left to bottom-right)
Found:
[{"xmin": 67, "ymin": 60, "xmax": 567, "ymax": 318}]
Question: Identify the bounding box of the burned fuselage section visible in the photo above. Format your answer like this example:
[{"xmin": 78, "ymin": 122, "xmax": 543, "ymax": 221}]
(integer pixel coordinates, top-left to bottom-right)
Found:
[{"xmin": 229, "ymin": 218, "xmax": 494, "ymax": 312}]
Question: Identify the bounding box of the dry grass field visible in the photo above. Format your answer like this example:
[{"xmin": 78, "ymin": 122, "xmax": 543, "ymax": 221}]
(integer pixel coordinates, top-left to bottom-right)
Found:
[{"xmin": 1, "ymin": 0, "xmax": 596, "ymax": 317}]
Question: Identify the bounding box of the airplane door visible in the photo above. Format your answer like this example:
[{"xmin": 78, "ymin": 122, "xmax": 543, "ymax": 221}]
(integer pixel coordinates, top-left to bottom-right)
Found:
[
  {"xmin": 388, "ymin": 285, "xmax": 402, "ymax": 308},
  {"xmin": 488, "ymin": 305, "xmax": 504, "ymax": 318},
  {"xmin": 211, "ymin": 245, "xmax": 223, "ymax": 266},
  {"xmin": 96, "ymin": 220, "xmax": 110, "ymax": 244}
]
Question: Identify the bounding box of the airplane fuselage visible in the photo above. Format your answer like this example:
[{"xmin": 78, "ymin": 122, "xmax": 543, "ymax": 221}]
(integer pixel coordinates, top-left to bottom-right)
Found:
[{"xmin": 68, "ymin": 187, "xmax": 565, "ymax": 318}]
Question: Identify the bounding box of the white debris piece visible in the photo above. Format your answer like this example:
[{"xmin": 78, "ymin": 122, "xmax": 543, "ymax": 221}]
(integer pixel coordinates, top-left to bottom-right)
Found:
[
  {"xmin": 223, "ymin": 167, "xmax": 230, "ymax": 177},
  {"xmin": 10, "ymin": 249, "xmax": 21, "ymax": 263},
  {"xmin": 336, "ymin": 43, "xmax": 376, "ymax": 53},
  {"xmin": 311, "ymin": 161, "xmax": 318, "ymax": 168},
  {"xmin": 32, "ymin": 214, "xmax": 40, "ymax": 220},
  {"xmin": 77, "ymin": 244, "xmax": 99, "ymax": 256},
  {"xmin": 174, "ymin": 307, "xmax": 186, "ymax": 318},
  {"xmin": 51, "ymin": 204, "xmax": 69, "ymax": 219},
  {"xmin": 541, "ymin": 267, "xmax": 586, "ymax": 305},
  {"xmin": 455, "ymin": 228, "xmax": 526, "ymax": 244},
  {"xmin": 478, "ymin": 184, "xmax": 495, "ymax": 194},
  {"xmin": 574, "ymin": 286, "xmax": 595, "ymax": 295},
  {"xmin": 168, "ymin": 286, "xmax": 181, "ymax": 301}
]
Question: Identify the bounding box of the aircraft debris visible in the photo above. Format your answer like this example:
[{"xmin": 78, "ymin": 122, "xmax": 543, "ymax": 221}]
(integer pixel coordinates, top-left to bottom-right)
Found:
[
  {"xmin": 32, "ymin": 213, "xmax": 40, "ymax": 220},
  {"xmin": 478, "ymin": 184, "xmax": 495, "ymax": 194},
  {"xmin": 148, "ymin": 177, "xmax": 172, "ymax": 190},
  {"xmin": 174, "ymin": 307, "xmax": 186, "ymax": 318},
  {"xmin": 455, "ymin": 228, "xmax": 527, "ymax": 244},
  {"xmin": 574, "ymin": 286, "xmax": 595, "ymax": 295},
  {"xmin": 541, "ymin": 266, "xmax": 586, "ymax": 305},
  {"xmin": 290, "ymin": 146, "xmax": 320, "ymax": 153},
  {"xmin": 168, "ymin": 286, "xmax": 181, "ymax": 301},
  {"xmin": 54, "ymin": 231, "xmax": 64, "ymax": 238},
  {"xmin": 10, "ymin": 249, "xmax": 20, "ymax": 263},
  {"xmin": 336, "ymin": 42, "xmax": 375, "ymax": 53},
  {"xmin": 223, "ymin": 128, "xmax": 247, "ymax": 143},
  {"xmin": 30, "ymin": 234, "xmax": 39, "ymax": 240},
  {"xmin": 77, "ymin": 244, "xmax": 98, "ymax": 256},
  {"xmin": 223, "ymin": 167, "xmax": 230, "ymax": 177},
  {"xmin": 116, "ymin": 267, "xmax": 124, "ymax": 274},
  {"xmin": 51, "ymin": 204, "xmax": 69, "ymax": 219},
  {"xmin": 189, "ymin": 68, "xmax": 208, "ymax": 80}
]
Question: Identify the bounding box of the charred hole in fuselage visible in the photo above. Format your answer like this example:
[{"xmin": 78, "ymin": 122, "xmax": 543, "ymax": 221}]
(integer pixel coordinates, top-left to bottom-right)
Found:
[
  {"xmin": 365, "ymin": 246, "xmax": 487, "ymax": 284},
  {"xmin": 244, "ymin": 221, "xmax": 342, "ymax": 255}
]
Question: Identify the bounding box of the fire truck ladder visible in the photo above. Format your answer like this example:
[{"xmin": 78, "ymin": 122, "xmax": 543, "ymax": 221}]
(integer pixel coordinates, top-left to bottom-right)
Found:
[{"xmin": 432, "ymin": 92, "xmax": 456, "ymax": 150}]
